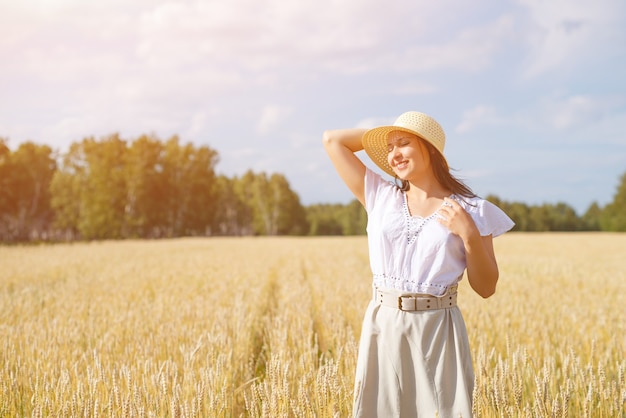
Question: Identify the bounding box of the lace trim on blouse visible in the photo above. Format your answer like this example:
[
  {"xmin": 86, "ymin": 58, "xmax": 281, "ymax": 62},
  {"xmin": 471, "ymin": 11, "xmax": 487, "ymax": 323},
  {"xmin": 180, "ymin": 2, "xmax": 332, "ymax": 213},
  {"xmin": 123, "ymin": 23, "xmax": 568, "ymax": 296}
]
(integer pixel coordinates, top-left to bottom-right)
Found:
[
  {"xmin": 373, "ymin": 273, "xmax": 450, "ymax": 294},
  {"xmin": 403, "ymin": 193, "xmax": 449, "ymax": 245}
]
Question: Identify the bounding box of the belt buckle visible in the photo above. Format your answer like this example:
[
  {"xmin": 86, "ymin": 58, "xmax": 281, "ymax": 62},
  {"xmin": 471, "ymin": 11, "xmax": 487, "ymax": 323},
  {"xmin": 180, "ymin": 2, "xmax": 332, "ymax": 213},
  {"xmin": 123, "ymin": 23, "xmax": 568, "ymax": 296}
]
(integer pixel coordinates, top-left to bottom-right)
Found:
[{"xmin": 398, "ymin": 296, "xmax": 416, "ymax": 311}]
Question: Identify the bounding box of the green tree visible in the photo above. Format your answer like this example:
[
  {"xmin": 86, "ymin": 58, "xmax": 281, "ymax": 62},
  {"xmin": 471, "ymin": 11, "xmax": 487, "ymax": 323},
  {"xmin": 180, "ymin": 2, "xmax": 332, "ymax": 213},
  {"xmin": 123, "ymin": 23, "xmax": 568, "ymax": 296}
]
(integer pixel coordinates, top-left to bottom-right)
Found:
[
  {"xmin": 1, "ymin": 142, "xmax": 57, "ymax": 241},
  {"xmin": 125, "ymin": 135, "xmax": 168, "ymax": 238},
  {"xmin": 78, "ymin": 135, "xmax": 128, "ymax": 240},
  {"xmin": 213, "ymin": 175, "xmax": 254, "ymax": 235},
  {"xmin": 234, "ymin": 171, "xmax": 277, "ymax": 235},
  {"xmin": 548, "ymin": 202, "xmax": 581, "ymax": 231},
  {"xmin": 600, "ymin": 172, "xmax": 626, "ymax": 231},
  {"xmin": 160, "ymin": 136, "xmax": 219, "ymax": 236},
  {"xmin": 251, "ymin": 171, "xmax": 277, "ymax": 235},
  {"xmin": 507, "ymin": 203, "xmax": 531, "ymax": 231},
  {"xmin": 270, "ymin": 173, "xmax": 308, "ymax": 235},
  {"xmin": 528, "ymin": 205, "xmax": 552, "ymax": 231},
  {"xmin": 0, "ymin": 138, "xmax": 13, "ymax": 240},
  {"xmin": 582, "ymin": 202, "xmax": 602, "ymax": 231},
  {"xmin": 183, "ymin": 144, "xmax": 220, "ymax": 235},
  {"xmin": 50, "ymin": 134, "xmax": 220, "ymax": 240},
  {"xmin": 487, "ymin": 197, "xmax": 589, "ymax": 232},
  {"xmin": 232, "ymin": 170, "xmax": 307, "ymax": 235},
  {"xmin": 340, "ymin": 199, "xmax": 367, "ymax": 235},
  {"xmin": 50, "ymin": 142, "xmax": 85, "ymax": 239},
  {"xmin": 306, "ymin": 204, "xmax": 344, "ymax": 235},
  {"xmin": 233, "ymin": 171, "xmax": 258, "ymax": 234},
  {"xmin": 486, "ymin": 195, "xmax": 529, "ymax": 231},
  {"xmin": 306, "ymin": 200, "xmax": 366, "ymax": 236}
]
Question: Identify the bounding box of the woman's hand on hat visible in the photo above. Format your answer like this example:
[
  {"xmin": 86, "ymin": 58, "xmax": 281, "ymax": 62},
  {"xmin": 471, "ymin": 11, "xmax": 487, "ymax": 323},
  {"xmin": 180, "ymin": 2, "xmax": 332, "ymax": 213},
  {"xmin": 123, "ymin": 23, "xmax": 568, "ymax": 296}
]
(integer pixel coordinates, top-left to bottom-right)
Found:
[{"xmin": 437, "ymin": 198, "xmax": 479, "ymax": 244}]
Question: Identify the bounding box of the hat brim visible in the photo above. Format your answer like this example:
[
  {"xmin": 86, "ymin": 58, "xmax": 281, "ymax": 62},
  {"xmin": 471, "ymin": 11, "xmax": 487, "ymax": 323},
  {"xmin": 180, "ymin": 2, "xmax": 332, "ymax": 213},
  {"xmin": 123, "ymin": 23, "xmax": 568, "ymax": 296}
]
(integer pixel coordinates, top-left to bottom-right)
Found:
[{"xmin": 362, "ymin": 126, "xmax": 447, "ymax": 177}]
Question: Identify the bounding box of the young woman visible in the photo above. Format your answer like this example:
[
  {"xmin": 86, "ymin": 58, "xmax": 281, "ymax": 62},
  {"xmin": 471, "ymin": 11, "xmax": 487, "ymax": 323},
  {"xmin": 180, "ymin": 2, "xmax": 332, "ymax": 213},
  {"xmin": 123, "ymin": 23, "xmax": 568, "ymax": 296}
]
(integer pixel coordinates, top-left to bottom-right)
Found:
[{"xmin": 322, "ymin": 111, "xmax": 514, "ymax": 417}]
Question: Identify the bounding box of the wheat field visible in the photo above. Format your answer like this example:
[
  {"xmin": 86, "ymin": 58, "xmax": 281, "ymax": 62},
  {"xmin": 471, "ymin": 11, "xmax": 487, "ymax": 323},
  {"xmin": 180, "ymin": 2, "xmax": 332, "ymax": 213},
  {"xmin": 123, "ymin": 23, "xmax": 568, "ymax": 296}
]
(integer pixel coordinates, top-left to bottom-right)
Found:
[{"xmin": 1, "ymin": 234, "xmax": 624, "ymax": 417}]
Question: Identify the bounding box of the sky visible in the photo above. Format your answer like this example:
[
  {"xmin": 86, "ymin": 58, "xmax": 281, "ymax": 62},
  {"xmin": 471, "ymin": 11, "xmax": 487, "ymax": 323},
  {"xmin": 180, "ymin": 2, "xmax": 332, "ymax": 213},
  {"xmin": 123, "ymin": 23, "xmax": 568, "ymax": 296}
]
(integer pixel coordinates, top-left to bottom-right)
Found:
[{"xmin": 1, "ymin": 0, "xmax": 625, "ymax": 214}]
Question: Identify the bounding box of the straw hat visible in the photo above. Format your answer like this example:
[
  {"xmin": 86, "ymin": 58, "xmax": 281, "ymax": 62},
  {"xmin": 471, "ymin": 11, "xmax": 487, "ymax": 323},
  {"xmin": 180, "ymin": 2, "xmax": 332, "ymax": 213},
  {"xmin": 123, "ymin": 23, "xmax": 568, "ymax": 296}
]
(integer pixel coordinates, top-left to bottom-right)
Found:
[{"xmin": 362, "ymin": 111, "xmax": 446, "ymax": 177}]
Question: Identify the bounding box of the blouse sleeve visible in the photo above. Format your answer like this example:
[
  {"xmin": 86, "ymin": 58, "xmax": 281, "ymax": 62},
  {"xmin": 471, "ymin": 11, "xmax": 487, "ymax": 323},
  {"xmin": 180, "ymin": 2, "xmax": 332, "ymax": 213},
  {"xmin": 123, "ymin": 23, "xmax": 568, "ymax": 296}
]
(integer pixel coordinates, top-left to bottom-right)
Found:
[
  {"xmin": 468, "ymin": 199, "xmax": 515, "ymax": 237},
  {"xmin": 364, "ymin": 168, "xmax": 390, "ymax": 213}
]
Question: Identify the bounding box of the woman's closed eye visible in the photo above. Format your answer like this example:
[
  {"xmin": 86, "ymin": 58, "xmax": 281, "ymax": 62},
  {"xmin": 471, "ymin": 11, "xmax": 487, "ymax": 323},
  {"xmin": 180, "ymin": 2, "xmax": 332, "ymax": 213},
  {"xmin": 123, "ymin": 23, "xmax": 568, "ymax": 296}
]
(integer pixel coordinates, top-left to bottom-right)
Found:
[{"xmin": 387, "ymin": 138, "xmax": 412, "ymax": 153}]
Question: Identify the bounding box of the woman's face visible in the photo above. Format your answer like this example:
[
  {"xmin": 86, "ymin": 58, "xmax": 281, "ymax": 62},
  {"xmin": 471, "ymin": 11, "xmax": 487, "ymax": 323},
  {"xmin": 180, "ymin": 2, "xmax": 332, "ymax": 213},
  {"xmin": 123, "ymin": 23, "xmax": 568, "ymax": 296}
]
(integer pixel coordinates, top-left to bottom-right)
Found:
[{"xmin": 386, "ymin": 131, "xmax": 431, "ymax": 179}]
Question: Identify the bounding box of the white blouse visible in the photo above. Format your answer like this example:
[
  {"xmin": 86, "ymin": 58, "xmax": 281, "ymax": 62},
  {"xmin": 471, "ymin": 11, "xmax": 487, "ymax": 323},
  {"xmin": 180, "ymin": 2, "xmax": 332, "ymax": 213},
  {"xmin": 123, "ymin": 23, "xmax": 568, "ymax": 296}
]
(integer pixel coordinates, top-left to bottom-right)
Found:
[{"xmin": 365, "ymin": 168, "xmax": 515, "ymax": 296}]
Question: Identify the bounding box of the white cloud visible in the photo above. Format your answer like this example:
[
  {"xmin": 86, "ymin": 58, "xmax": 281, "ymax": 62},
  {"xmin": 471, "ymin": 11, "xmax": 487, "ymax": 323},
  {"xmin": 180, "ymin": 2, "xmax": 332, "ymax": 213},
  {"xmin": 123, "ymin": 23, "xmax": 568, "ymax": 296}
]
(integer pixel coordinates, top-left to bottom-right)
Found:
[
  {"xmin": 455, "ymin": 93, "xmax": 625, "ymax": 149},
  {"xmin": 543, "ymin": 95, "xmax": 603, "ymax": 130},
  {"xmin": 1, "ymin": 0, "xmax": 515, "ymax": 87},
  {"xmin": 185, "ymin": 111, "xmax": 211, "ymax": 140},
  {"xmin": 593, "ymin": 110, "xmax": 626, "ymax": 145},
  {"xmin": 390, "ymin": 15, "xmax": 515, "ymax": 73},
  {"xmin": 517, "ymin": 0, "xmax": 626, "ymax": 77},
  {"xmin": 460, "ymin": 169, "xmax": 493, "ymax": 179},
  {"xmin": 456, "ymin": 106, "xmax": 500, "ymax": 134},
  {"xmin": 516, "ymin": 93, "xmax": 623, "ymax": 137},
  {"xmin": 390, "ymin": 82, "xmax": 438, "ymax": 96},
  {"xmin": 355, "ymin": 116, "xmax": 396, "ymax": 130},
  {"xmin": 256, "ymin": 105, "xmax": 292, "ymax": 135}
]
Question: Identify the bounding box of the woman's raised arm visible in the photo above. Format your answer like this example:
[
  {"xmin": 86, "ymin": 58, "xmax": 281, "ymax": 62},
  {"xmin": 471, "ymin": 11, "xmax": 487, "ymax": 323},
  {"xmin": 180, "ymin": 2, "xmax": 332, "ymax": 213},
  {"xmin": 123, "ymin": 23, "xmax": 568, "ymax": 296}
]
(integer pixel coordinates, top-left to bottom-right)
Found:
[{"xmin": 322, "ymin": 128, "xmax": 368, "ymax": 206}]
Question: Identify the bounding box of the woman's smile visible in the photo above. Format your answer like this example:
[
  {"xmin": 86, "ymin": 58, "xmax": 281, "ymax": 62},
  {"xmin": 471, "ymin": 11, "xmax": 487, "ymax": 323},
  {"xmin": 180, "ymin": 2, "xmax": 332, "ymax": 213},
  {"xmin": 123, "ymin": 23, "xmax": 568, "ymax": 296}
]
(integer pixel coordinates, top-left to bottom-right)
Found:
[{"xmin": 393, "ymin": 159, "xmax": 409, "ymax": 171}]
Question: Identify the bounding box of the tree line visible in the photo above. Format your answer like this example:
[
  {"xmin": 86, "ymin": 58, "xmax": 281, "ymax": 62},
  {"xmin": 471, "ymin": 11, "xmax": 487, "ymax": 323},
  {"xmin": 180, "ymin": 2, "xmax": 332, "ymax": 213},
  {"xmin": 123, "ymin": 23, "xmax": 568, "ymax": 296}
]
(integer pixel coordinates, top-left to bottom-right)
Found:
[{"xmin": 1, "ymin": 134, "xmax": 625, "ymax": 242}]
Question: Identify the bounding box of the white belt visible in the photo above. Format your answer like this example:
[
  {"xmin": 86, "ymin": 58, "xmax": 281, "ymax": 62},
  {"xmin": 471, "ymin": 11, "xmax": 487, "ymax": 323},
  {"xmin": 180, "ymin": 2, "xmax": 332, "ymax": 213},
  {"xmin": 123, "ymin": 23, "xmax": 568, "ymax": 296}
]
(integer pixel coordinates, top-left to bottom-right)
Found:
[{"xmin": 374, "ymin": 285, "xmax": 458, "ymax": 311}]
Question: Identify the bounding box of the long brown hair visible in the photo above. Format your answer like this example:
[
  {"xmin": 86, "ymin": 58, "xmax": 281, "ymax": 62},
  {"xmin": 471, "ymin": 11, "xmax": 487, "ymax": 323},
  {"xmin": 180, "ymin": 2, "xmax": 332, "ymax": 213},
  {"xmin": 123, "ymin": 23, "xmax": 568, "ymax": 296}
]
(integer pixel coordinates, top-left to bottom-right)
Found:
[{"xmin": 396, "ymin": 140, "xmax": 476, "ymax": 199}]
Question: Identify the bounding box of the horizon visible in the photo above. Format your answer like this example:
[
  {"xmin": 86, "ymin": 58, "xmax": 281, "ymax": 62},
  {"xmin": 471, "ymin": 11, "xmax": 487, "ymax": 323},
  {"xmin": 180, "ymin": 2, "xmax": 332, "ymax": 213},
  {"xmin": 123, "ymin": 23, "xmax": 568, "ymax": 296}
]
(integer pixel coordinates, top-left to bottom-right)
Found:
[{"xmin": 3, "ymin": 133, "xmax": 621, "ymax": 215}]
